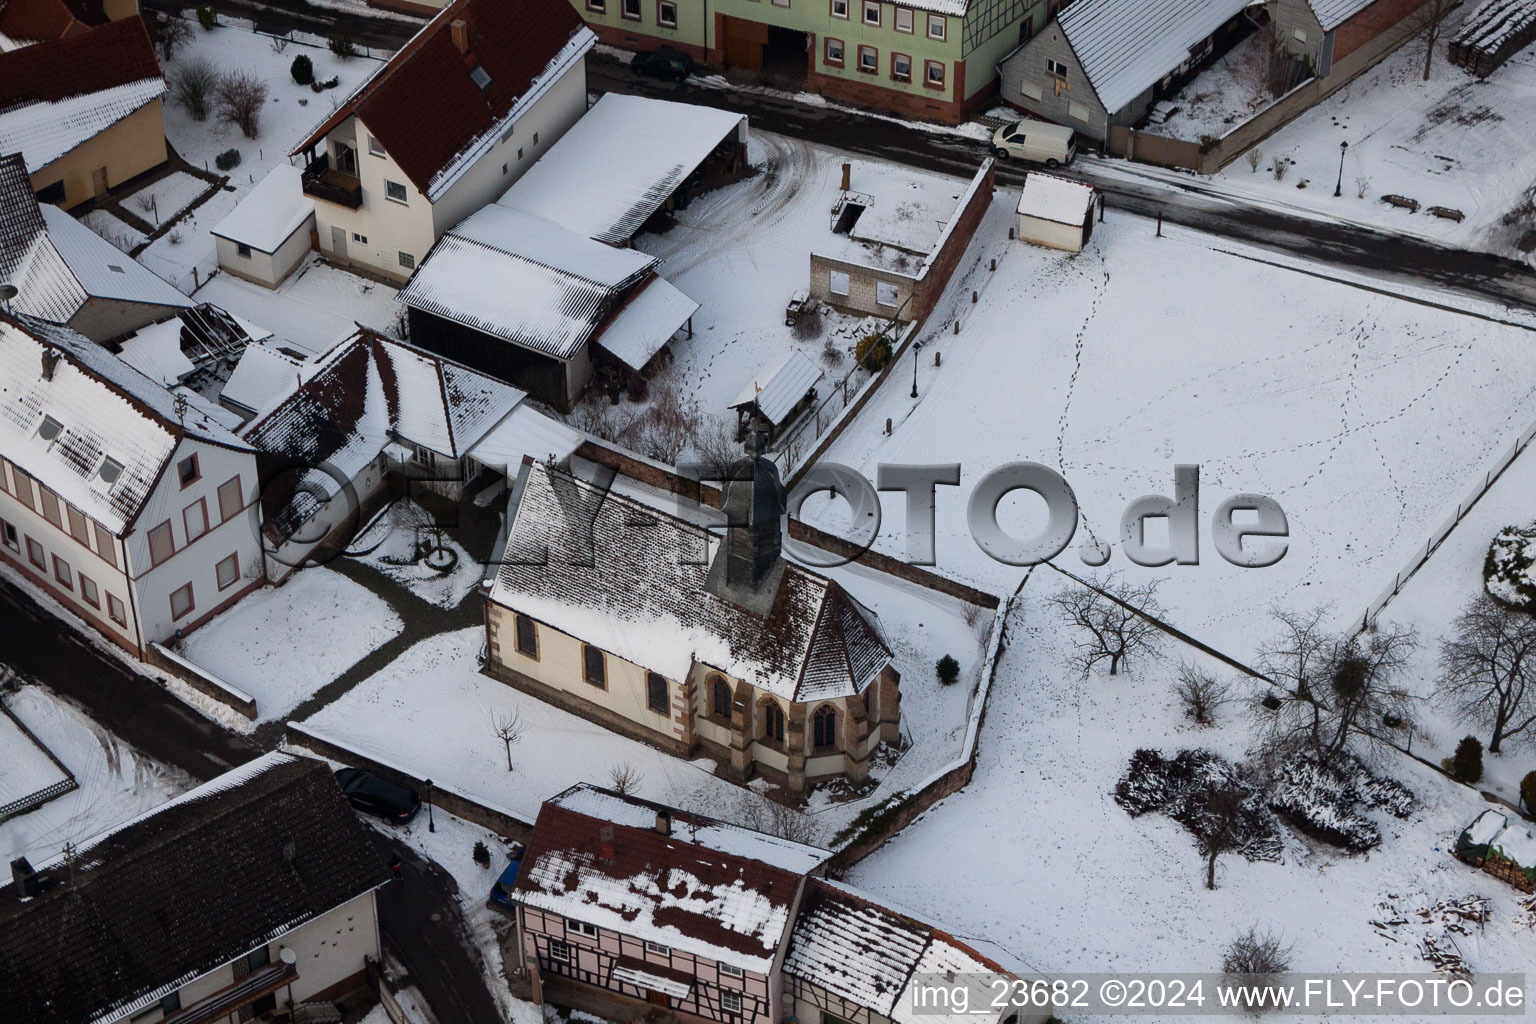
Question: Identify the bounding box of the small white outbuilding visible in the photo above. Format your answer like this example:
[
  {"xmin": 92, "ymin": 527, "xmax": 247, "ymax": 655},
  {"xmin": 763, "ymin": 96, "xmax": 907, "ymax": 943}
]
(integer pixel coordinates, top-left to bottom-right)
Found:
[
  {"xmin": 1015, "ymin": 171, "xmax": 1100, "ymax": 253},
  {"xmin": 211, "ymin": 164, "xmax": 316, "ymax": 288}
]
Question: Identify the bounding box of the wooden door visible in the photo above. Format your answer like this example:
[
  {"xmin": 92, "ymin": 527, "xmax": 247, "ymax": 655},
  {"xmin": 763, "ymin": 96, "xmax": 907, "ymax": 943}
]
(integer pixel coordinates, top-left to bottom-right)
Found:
[
  {"xmin": 91, "ymin": 167, "xmax": 109, "ymax": 196},
  {"xmin": 721, "ymin": 16, "xmax": 767, "ymax": 71},
  {"xmin": 646, "ymin": 991, "xmax": 672, "ymax": 1008}
]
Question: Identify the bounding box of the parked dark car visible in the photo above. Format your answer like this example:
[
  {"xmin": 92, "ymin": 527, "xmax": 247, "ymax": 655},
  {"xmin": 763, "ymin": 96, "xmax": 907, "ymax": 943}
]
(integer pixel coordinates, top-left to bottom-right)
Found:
[
  {"xmin": 631, "ymin": 46, "xmax": 694, "ymax": 81},
  {"xmin": 488, "ymin": 843, "xmax": 526, "ymax": 911},
  {"xmin": 335, "ymin": 768, "xmax": 421, "ymax": 824}
]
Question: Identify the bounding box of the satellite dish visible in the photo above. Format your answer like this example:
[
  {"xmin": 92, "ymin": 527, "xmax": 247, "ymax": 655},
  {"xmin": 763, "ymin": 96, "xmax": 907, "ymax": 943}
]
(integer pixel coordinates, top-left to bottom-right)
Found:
[
  {"xmin": 0, "ymin": 283, "xmax": 18, "ymax": 302},
  {"xmin": 279, "ymin": 947, "xmax": 297, "ymax": 965}
]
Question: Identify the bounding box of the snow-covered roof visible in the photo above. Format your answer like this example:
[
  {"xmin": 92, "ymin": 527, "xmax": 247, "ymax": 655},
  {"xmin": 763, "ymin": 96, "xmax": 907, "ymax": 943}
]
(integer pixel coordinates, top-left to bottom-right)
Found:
[
  {"xmin": 496, "ymin": 93, "xmax": 746, "ymax": 246},
  {"xmin": 116, "ymin": 317, "xmax": 193, "ymax": 386},
  {"xmin": 892, "ymin": 931, "xmax": 1010, "ymax": 1024},
  {"xmin": 514, "ymin": 785, "xmax": 825, "ymax": 973},
  {"xmin": 1454, "ymin": 0, "xmax": 1536, "ymax": 52},
  {"xmin": 398, "ymin": 206, "xmax": 656, "ymax": 360},
  {"xmin": 1056, "ymin": 0, "xmax": 1250, "ymax": 113},
  {"xmin": 594, "ymin": 275, "xmax": 699, "ymax": 371},
  {"xmin": 463, "ymin": 404, "xmax": 583, "ymax": 473},
  {"xmin": 38, "ymin": 204, "xmax": 189, "ymax": 309},
  {"xmin": 731, "ymin": 349, "xmax": 824, "ymax": 425},
  {"xmin": 219, "ymin": 340, "xmax": 310, "ymax": 414},
  {"xmin": 1463, "ymin": 809, "xmax": 1508, "ymax": 846},
  {"xmin": 0, "ymin": 75, "xmax": 163, "ymax": 171},
  {"xmin": 489, "ymin": 462, "xmax": 892, "ymax": 702},
  {"xmin": 210, "ymin": 164, "xmax": 314, "ymax": 253},
  {"xmin": 1493, "ymin": 822, "xmax": 1536, "ymax": 868},
  {"xmin": 1305, "ymin": 0, "xmax": 1378, "ymax": 30},
  {"xmin": 0, "ymin": 313, "xmax": 251, "ymax": 535},
  {"xmin": 1016, "ymin": 171, "xmax": 1097, "ymax": 225}
]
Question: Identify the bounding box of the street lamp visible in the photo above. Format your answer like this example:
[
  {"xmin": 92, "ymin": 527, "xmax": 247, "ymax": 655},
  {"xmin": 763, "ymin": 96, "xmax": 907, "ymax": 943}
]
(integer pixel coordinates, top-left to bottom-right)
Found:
[
  {"xmin": 424, "ymin": 778, "xmax": 435, "ymax": 833},
  {"xmin": 910, "ymin": 341, "xmax": 922, "ymax": 399},
  {"xmin": 1334, "ymin": 140, "xmax": 1349, "ymax": 198}
]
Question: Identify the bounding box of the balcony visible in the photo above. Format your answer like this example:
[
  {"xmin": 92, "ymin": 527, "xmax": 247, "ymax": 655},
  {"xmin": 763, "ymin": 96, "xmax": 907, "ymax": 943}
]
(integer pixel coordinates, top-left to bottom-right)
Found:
[
  {"xmin": 301, "ymin": 153, "xmax": 363, "ymax": 209},
  {"xmin": 164, "ymin": 960, "xmax": 298, "ymax": 1024}
]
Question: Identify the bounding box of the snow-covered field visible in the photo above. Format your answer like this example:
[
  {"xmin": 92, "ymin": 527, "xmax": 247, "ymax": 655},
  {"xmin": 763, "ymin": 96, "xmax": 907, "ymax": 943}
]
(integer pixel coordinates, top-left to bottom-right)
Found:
[
  {"xmin": 845, "ymin": 573, "xmax": 1536, "ymax": 1017},
  {"xmin": 349, "ymin": 500, "xmax": 484, "ymax": 610},
  {"xmin": 0, "ymin": 685, "xmax": 192, "ymax": 865},
  {"xmin": 0, "ymin": 702, "xmax": 70, "ymax": 809},
  {"xmin": 804, "ymin": 201, "xmax": 1536, "ymax": 665},
  {"xmin": 123, "ymin": 171, "xmax": 217, "ymax": 231},
  {"xmin": 178, "ymin": 567, "xmax": 403, "ymax": 722}
]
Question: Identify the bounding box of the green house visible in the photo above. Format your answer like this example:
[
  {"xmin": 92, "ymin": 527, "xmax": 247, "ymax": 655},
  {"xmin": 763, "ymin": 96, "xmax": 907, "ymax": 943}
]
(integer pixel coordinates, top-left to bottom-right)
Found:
[{"xmin": 572, "ymin": 0, "xmax": 1045, "ymax": 124}]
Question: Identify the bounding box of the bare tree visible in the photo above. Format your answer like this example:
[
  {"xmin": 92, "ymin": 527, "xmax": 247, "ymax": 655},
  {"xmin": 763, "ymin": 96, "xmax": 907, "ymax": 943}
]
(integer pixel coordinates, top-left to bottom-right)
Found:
[
  {"xmin": 1246, "ymin": 147, "xmax": 1264, "ymax": 173},
  {"xmin": 490, "ymin": 709, "xmax": 525, "ymax": 771},
  {"xmin": 1257, "ymin": 609, "xmax": 1417, "ymax": 767},
  {"xmin": 608, "ymin": 762, "xmax": 644, "ymax": 796},
  {"xmin": 692, "ymin": 413, "xmax": 743, "ymax": 483},
  {"xmin": 1049, "ymin": 575, "xmax": 1165, "ymax": 677},
  {"xmin": 216, "ymin": 69, "xmax": 269, "ymax": 139},
  {"xmin": 1194, "ymin": 782, "xmax": 1246, "ymax": 890},
  {"xmin": 632, "ymin": 373, "xmax": 698, "ymax": 464},
  {"xmin": 736, "ymin": 793, "xmax": 819, "ymax": 845},
  {"xmin": 1223, "ymin": 926, "xmax": 1293, "ymax": 1012},
  {"xmin": 1436, "ymin": 593, "xmax": 1536, "ymax": 754},
  {"xmin": 1176, "ymin": 663, "xmax": 1232, "ymax": 727},
  {"xmin": 150, "ymin": 12, "xmax": 192, "ymax": 62},
  {"xmin": 1410, "ymin": 0, "xmax": 1458, "ymax": 81},
  {"xmin": 169, "ymin": 56, "xmax": 220, "ymax": 122}
]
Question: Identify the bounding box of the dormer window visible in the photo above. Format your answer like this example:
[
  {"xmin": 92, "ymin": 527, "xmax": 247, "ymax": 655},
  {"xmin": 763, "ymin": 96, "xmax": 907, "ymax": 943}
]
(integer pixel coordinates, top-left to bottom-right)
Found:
[
  {"xmin": 469, "ymin": 64, "xmax": 492, "ymax": 90},
  {"xmin": 38, "ymin": 416, "xmax": 62, "ymax": 441},
  {"xmin": 99, "ymin": 457, "xmax": 123, "ymax": 484}
]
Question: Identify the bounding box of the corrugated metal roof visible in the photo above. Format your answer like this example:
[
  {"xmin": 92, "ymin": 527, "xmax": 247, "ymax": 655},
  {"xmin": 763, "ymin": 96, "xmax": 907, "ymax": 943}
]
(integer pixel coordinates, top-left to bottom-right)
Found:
[
  {"xmin": 496, "ymin": 93, "xmax": 746, "ymax": 246},
  {"xmin": 1016, "ymin": 171, "xmax": 1096, "ymax": 225},
  {"xmin": 730, "ymin": 349, "xmax": 824, "ymax": 425},
  {"xmin": 594, "ymin": 275, "xmax": 699, "ymax": 371},
  {"xmin": 1307, "ymin": 0, "xmax": 1379, "ymax": 30},
  {"xmin": 1057, "ymin": 0, "xmax": 1250, "ymax": 113},
  {"xmin": 40, "ymin": 205, "xmax": 189, "ymax": 309}
]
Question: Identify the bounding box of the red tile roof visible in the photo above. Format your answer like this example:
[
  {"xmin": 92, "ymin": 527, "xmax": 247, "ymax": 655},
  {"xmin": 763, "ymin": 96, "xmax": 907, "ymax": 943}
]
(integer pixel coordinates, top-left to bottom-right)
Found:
[
  {"xmin": 292, "ymin": 0, "xmax": 586, "ymax": 197},
  {"xmin": 0, "ymin": 0, "xmax": 103, "ymax": 42},
  {"xmin": 0, "ymin": 16, "xmax": 161, "ymax": 107}
]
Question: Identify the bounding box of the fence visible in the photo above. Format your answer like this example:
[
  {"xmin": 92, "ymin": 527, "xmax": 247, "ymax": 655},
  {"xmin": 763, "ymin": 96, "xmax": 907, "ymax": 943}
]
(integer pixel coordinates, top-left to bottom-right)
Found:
[
  {"xmin": 767, "ymin": 352, "xmax": 872, "ymax": 479},
  {"xmin": 1361, "ymin": 413, "xmax": 1536, "ymax": 631},
  {"xmin": 1106, "ymin": 127, "xmax": 1205, "ymax": 171},
  {"xmin": 0, "ymin": 704, "xmax": 78, "ymax": 822}
]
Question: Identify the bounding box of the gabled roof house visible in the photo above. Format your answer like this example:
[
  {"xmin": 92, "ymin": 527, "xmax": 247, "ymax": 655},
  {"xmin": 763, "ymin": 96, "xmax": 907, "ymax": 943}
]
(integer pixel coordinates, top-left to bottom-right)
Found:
[{"xmin": 289, "ymin": 0, "xmax": 595, "ymax": 284}]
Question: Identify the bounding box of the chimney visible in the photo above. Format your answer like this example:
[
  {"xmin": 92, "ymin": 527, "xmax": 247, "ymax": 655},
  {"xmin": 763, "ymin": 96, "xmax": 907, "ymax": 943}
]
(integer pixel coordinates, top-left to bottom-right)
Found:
[
  {"xmin": 11, "ymin": 857, "xmax": 39, "ymax": 898},
  {"xmin": 40, "ymin": 347, "xmax": 60, "ymax": 380},
  {"xmin": 722, "ymin": 427, "xmax": 785, "ymax": 589},
  {"xmin": 450, "ymin": 18, "xmax": 469, "ymax": 54},
  {"xmin": 655, "ymin": 810, "xmax": 672, "ymax": 836},
  {"xmin": 840, "ymin": 162, "xmax": 851, "ymax": 191}
]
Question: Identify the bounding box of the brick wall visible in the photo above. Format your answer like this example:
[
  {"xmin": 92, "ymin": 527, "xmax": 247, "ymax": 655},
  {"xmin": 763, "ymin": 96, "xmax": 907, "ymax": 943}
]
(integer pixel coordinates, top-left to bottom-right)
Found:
[
  {"xmin": 911, "ymin": 159, "xmax": 996, "ymax": 321},
  {"xmin": 1335, "ymin": 0, "xmax": 1433, "ymax": 60}
]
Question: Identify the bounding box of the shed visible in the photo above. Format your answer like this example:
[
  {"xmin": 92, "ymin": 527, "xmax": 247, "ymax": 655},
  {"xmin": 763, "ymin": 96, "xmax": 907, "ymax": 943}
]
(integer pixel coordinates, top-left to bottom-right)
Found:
[
  {"xmin": 1015, "ymin": 172, "xmax": 1099, "ymax": 252},
  {"xmin": 730, "ymin": 350, "xmax": 824, "ymax": 441},
  {"xmin": 211, "ymin": 164, "xmax": 316, "ymax": 288}
]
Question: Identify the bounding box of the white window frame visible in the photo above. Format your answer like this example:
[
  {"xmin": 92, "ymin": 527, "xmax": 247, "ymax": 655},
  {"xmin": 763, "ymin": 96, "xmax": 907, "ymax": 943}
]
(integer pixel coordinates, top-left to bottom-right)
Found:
[
  {"xmin": 721, "ymin": 991, "xmax": 743, "ymax": 1014},
  {"xmin": 385, "ymin": 180, "xmax": 409, "ymax": 205},
  {"xmin": 830, "ymin": 0, "xmax": 848, "ymax": 17},
  {"xmin": 894, "ymin": 6, "xmax": 912, "ymax": 31},
  {"xmin": 892, "ymin": 52, "xmax": 911, "ymax": 80},
  {"xmin": 566, "ymin": 919, "xmax": 598, "ymax": 938},
  {"xmin": 924, "ymin": 59, "xmax": 945, "ymax": 85},
  {"xmin": 645, "ymin": 940, "xmax": 671, "ymax": 954},
  {"xmin": 926, "ymin": 13, "xmax": 945, "ymax": 39},
  {"xmin": 718, "ymin": 962, "xmax": 744, "ymax": 978},
  {"xmin": 825, "ymin": 36, "xmax": 844, "ymax": 63},
  {"xmin": 622, "ymin": 0, "xmax": 641, "ymax": 19},
  {"xmin": 658, "ymin": 0, "xmax": 677, "ymax": 26},
  {"xmin": 367, "ymin": 134, "xmax": 385, "ymax": 157},
  {"xmin": 858, "ymin": 44, "xmax": 878, "ymax": 72},
  {"xmin": 862, "ymin": 0, "xmax": 880, "ymax": 25},
  {"xmin": 1046, "ymin": 57, "xmax": 1068, "ymax": 77},
  {"xmin": 549, "ymin": 940, "xmax": 572, "ymax": 963}
]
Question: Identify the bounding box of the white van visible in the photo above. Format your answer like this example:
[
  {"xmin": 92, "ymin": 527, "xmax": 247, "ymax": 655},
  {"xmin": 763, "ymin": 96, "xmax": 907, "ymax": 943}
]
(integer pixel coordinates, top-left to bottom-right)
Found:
[{"xmin": 990, "ymin": 119, "xmax": 1077, "ymax": 168}]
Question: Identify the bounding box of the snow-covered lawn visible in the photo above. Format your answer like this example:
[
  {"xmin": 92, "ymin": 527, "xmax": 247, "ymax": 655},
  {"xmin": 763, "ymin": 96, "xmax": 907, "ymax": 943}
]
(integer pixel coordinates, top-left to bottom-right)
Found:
[
  {"xmin": 349, "ymin": 500, "xmax": 484, "ymax": 610},
  {"xmin": 80, "ymin": 208, "xmax": 146, "ymax": 252},
  {"xmin": 0, "ymin": 701, "xmax": 70, "ymax": 810},
  {"xmin": 196, "ymin": 253, "xmax": 401, "ymax": 353},
  {"xmin": 142, "ymin": 18, "xmax": 388, "ymax": 291},
  {"xmin": 1157, "ymin": 32, "xmax": 1281, "ymax": 143},
  {"xmin": 123, "ymin": 171, "xmax": 218, "ymax": 231},
  {"xmin": 1206, "ymin": 20, "xmax": 1536, "ymax": 258},
  {"xmin": 844, "ymin": 574, "xmax": 1536, "ymax": 1013},
  {"xmin": 293, "ymin": 554, "xmax": 991, "ymax": 839},
  {"xmin": 803, "ymin": 202, "xmax": 1536, "ymax": 663},
  {"xmin": 0, "ymin": 684, "xmax": 192, "ymax": 865},
  {"xmin": 178, "ymin": 567, "xmax": 403, "ymax": 723}
]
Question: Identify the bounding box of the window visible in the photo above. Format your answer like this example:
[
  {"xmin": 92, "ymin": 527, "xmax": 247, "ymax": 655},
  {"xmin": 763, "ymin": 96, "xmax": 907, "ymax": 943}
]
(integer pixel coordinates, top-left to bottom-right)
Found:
[
  {"xmin": 39, "ymin": 487, "xmax": 61, "ymax": 528},
  {"xmin": 587, "ymin": 0, "xmax": 605, "ymax": 9},
  {"xmin": 80, "ymin": 574, "xmax": 99, "ymax": 607},
  {"xmin": 647, "ymin": 672, "xmax": 669, "ymax": 714},
  {"xmin": 216, "ymin": 553, "xmax": 239, "ymax": 590},
  {"xmin": 1046, "ymin": 57, "xmax": 1068, "ymax": 77},
  {"xmin": 67, "ymin": 504, "xmax": 89, "ymax": 543},
  {"xmin": 26, "ymin": 536, "xmax": 45, "ymax": 569},
  {"xmin": 583, "ymin": 644, "xmax": 606, "ymax": 688},
  {"xmin": 183, "ymin": 499, "xmax": 208, "ymax": 543},
  {"xmin": 894, "ymin": 6, "xmax": 912, "ymax": 31},
  {"xmin": 170, "ymin": 582, "xmax": 194, "ymax": 620},
  {"xmin": 924, "ymin": 13, "xmax": 944, "ymax": 39},
  {"xmin": 549, "ymin": 940, "xmax": 572, "ymax": 963},
  {"xmin": 719, "ymin": 962, "xmax": 743, "ymax": 977},
  {"xmin": 98, "ymin": 456, "xmax": 123, "ymax": 484},
  {"xmin": 829, "ymin": 269, "xmax": 850, "ymax": 295},
  {"xmin": 385, "ymin": 180, "xmax": 409, "ymax": 204},
  {"xmin": 1020, "ymin": 80, "xmax": 1043, "ymax": 100},
  {"xmin": 1292, "ymin": 26, "xmax": 1307, "ymax": 42},
  {"xmin": 217, "ymin": 476, "xmax": 242, "ymax": 522},
  {"xmin": 108, "ymin": 593, "xmax": 126, "ymax": 625},
  {"xmin": 862, "ymin": 0, "xmax": 880, "ymax": 24},
  {"xmin": 761, "ymin": 702, "xmax": 785, "ymax": 744},
  {"xmin": 645, "ymin": 941, "xmax": 671, "ymax": 954},
  {"xmin": 235, "ymin": 242, "xmax": 252, "ymax": 258},
  {"xmin": 352, "ymin": 232, "xmax": 368, "ymax": 244},
  {"xmin": 161, "ymin": 994, "xmax": 182, "ymax": 1015},
  {"xmin": 38, "ymin": 416, "xmax": 62, "ymax": 441},
  {"xmin": 721, "ymin": 991, "xmax": 743, "ymax": 1014},
  {"xmin": 892, "ymin": 52, "xmax": 911, "ymax": 80},
  {"xmin": 148, "ymin": 521, "xmax": 175, "ymax": 567},
  {"xmin": 812, "ymin": 704, "xmax": 837, "ymax": 748},
  {"xmin": 830, "ymin": 0, "xmax": 848, "ymax": 16},
  {"xmin": 1, "ymin": 519, "xmax": 16, "ymax": 551},
  {"xmin": 622, "ymin": 0, "xmax": 640, "ymax": 18},
  {"xmin": 924, "ymin": 59, "xmax": 945, "ymax": 86},
  {"xmin": 1068, "ymin": 100, "xmax": 1090, "ymax": 122},
  {"xmin": 35, "ymin": 180, "xmax": 64, "ymax": 204},
  {"xmin": 711, "ymin": 676, "xmax": 732, "ymax": 719},
  {"xmin": 94, "ymin": 522, "xmax": 116, "ymax": 567},
  {"xmin": 514, "ymin": 613, "xmax": 539, "ymax": 657},
  {"xmin": 469, "ymin": 64, "xmax": 492, "ymax": 90},
  {"xmin": 533, "ymin": 132, "xmax": 539, "ymax": 145},
  {"xmin": 566, "ymin": 919, "xmax": 598, "ymax": 938},
  {"xmin": 858, "ymin": 45, "xmax": 877, "ymax": 72},
  {"xmin": 658, "ymin": 0, "xmax": 676, "ymax": 26},
  {"xmin": 177, "ymin": 454, "xmax": 200, "ymax": 487},
  {"xmin": 246, "ymin": 947, "xmax": 271, "ymax": 971},
  {"xmin": 10, "ymin": 465, "xmax": 35, "ymax": 509},
  {"xmin": 368, "ymin": 134, "xmax": 385, "ymax": 156},
  {"xmin": 52, "ymin": 555, "xmax": 71, "ymax": 588},
  {"xmin": 399, "ymin": 251, "xmax": 416, "ymax": 270},
  {"xmin": 876, "ymin": 280, "xmax": 899, "ymax": 306},
  {"xmin": 825, "ymin": 37, "xmax": 844, "ymax": 64}
]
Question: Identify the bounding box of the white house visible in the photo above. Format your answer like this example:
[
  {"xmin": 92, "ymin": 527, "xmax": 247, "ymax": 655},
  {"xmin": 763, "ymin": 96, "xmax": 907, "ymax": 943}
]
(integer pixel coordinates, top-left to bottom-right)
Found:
[
  {"xmin": 0, "ymin": 312, "xmax": 264, "ymax": 658},
  {"xmin": 0, "ymin": 752, "xmax": 390, "ymax": 1024},
  {"xmin": 289, "ymin": 0, "xmax": 596, "ymax": 284}
]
